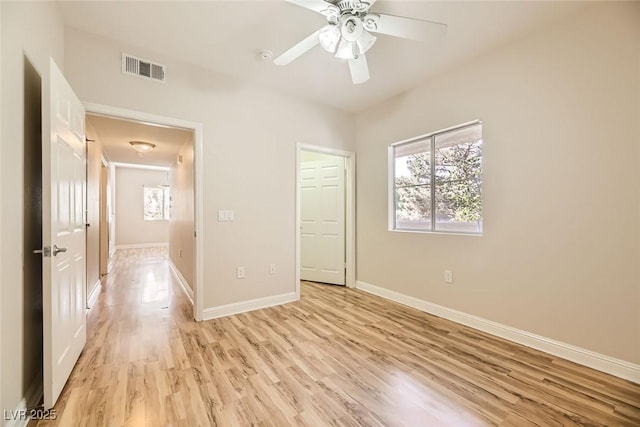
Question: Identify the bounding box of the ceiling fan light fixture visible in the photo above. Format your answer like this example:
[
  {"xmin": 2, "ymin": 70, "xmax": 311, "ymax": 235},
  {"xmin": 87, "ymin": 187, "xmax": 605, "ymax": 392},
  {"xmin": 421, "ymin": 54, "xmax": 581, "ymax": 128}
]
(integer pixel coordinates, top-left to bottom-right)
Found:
[
  {"xmin": 356, "ymin": 30, "xmax": 376, "ymax": 55},
  {"xmin": 335, "ymin": 37, "xmax": 359, "ymax": 60},
  {"xmin": 340, "ymin": 16, "xmax": 363, "ymax": 42},
  {"xmin": 319, "ymin": 25, "xmax": 341, "ymax": 53},
  {"xmin": 277, "ymin": 0, "xmax": 448, "ymax": 85},
  {"xmin": 129, "ymin": 140, "xmax": 156, "ymax": 153}
]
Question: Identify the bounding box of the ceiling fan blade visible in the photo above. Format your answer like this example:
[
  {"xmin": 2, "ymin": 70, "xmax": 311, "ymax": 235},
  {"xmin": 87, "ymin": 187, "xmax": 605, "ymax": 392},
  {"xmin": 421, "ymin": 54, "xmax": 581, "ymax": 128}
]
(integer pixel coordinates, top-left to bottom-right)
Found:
[
  {"xmin": 285, "ymin": 0, "xmax": 332, "ymax": 15},
  {"xmin": 274, "ymin": 30, "xmax": 321, "ymax": 66},
  {"xmin": 370, "ymin": 14, "xmax": 447, "ymax": 42},
  {"xmin": 348, "ymin": 54, "xmax": 370, "ymax": 84}
]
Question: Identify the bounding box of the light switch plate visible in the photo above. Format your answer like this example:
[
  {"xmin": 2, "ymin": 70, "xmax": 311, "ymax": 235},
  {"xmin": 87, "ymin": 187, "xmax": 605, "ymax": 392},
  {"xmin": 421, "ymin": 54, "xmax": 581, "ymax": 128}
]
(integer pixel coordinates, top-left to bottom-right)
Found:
[
  {"xmin": 444, "ymin": 270, "xmax": 453, "ymax": 284},
  {"xmin": 218, "ymin": 210, "xmax": 235, "ymax": 222}
]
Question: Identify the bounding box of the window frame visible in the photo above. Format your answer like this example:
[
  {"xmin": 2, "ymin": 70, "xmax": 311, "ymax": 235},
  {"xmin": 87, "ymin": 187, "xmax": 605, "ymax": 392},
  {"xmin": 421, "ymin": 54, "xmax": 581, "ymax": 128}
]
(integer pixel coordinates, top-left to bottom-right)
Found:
[{"xmin": 388, "ymin": 120, "xmax": 483, "ymax": 235}]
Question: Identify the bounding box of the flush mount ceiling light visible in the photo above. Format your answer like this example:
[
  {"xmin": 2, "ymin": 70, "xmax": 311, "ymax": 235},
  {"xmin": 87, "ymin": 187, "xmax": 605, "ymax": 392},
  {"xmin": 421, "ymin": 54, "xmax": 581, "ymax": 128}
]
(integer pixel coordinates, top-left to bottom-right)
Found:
[
  {"xmin": 274, "ymin": 0, "xmax": 448, "ymax": 84},
  {"xmin": 129, "ymin": 140, "xmax": 156, "ymax": 153}
]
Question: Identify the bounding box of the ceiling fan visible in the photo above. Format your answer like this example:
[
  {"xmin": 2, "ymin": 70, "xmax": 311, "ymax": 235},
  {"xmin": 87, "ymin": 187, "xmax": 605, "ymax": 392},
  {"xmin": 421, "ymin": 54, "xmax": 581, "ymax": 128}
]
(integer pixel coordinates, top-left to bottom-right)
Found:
[{"xmin": 274, "ymin": 0, "xmax": 447, "ymax": 84}]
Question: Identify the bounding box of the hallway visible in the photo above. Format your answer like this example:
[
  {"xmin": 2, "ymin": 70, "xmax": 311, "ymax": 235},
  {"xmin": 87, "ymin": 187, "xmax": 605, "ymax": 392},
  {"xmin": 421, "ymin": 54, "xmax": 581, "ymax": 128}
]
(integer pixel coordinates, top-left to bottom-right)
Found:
[{"xmin": 37, "ymin": 247, "xmax": 194, "ymax": 426}]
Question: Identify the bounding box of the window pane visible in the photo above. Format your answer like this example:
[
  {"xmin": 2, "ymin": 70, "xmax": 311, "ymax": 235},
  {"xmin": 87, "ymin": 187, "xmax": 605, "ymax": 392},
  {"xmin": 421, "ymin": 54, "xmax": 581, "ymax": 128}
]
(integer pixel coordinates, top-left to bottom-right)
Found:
[
  {"xmin": 395, "ymin": 185, "xmax": 431, "ymax": 231},
  {"xmin": 144, "ymin": 187, "xmax": 164, "ymax": 221},
  {"xmin": 394, "ymin": 140, "xmax": 430, "ymax": 187},
  {"xmin": 434, "ymin": 124, "xmax": 482, "ymax": 233}
]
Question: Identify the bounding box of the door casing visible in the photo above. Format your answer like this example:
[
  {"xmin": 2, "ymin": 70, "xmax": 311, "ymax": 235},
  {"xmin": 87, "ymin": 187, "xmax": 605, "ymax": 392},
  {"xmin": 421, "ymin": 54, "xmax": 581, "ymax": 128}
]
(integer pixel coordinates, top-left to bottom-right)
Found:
[{"xmin": 83, "ymin": 102, "xmax": 205, "ymax": 321}]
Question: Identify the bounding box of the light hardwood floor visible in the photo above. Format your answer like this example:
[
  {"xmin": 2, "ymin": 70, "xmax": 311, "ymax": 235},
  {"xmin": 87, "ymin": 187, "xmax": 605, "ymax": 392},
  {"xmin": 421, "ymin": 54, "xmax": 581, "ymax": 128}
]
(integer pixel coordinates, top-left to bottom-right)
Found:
[{"xmin": 34, "ymin": 248, "xmax": 640, "ymax": 426}]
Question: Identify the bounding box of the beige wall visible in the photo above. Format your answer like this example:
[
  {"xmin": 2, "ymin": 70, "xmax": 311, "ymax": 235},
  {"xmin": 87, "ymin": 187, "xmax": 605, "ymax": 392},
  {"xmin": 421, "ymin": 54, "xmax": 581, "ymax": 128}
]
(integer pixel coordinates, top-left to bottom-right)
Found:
[
  {"xmin": 86, "ymin": 121, "xmax": 104, "ymax": 297},
  {"xmin": 108, "ymin": 164, "xmax": 116, "ymax": 256},
  {"xmin": 100, "ymin": 163, "xmax": 113, "ymax": 274},
  {"xmin": 0, "ymin": 0, "xmax": 64, "ymax": 419},
  {"xmin": 169, "ymin": 136, "xmax": 195, "ymax": 290},
  {"xmin": 0, "ymin": 2, "xmax": 3, "ymax": 415},
  {"xmin": 355, "ymin": 3, "xmax": 640, "ymax": 365},
  {"xmin": 64, "ymin": 28, "xmax": 356, "ymax": 308},
  {"xmin": 115, "ymin": 167, "xmax": 170, "ymax": 247}
]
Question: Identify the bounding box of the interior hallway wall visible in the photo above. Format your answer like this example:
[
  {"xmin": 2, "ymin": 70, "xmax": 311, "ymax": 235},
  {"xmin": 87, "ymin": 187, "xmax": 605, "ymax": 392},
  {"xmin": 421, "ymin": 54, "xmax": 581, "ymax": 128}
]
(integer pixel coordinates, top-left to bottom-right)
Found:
[
  {"xmin": 86, "ymin": 121, "xmax": 104, "ymax": 298},
  {"xmin": 169, "ymin": 135, "xmax": 195, "ymax": 290},
  {"xmin": 115, "ymin": 166, "xmax": 169, "ymax": 247}
]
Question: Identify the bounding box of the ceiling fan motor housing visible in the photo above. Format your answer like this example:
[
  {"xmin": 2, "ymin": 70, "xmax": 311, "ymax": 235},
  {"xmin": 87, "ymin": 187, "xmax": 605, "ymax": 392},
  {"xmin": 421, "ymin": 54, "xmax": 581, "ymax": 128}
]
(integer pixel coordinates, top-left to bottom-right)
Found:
[{"xmin": 333, "ymin": 0, "xmax": 371, "ymax": 15}]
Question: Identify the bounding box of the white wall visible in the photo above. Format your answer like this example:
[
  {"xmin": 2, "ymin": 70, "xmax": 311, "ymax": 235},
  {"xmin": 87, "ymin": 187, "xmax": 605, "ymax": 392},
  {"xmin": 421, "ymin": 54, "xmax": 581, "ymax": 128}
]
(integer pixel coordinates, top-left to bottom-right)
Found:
[
  {"xmin": 115, "ymin": 166, "xmax": 170, "ymax": 247},
  {"xmin": 355, "ymin": 3, "xmax": 640, "ymax": 365},
  {"xmin": 64, "ymin": 28, "xmax": 355, "ymax": 309},
  {"xmin": 0, "ymin": 0, "xmax": 64, "ymax": 420},
  {"xmin": 0, "ymin": 1, "xmax": 3, "ymax": 415},
  {"xmin": 169, "ymin": 136, "xmax": 195, "ymax": 290}
]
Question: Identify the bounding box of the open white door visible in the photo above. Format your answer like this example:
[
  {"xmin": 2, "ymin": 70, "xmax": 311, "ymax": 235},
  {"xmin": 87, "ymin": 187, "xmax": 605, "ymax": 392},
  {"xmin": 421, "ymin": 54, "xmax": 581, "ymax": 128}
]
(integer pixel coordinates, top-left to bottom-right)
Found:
[
  {"xmin": 41, "ymin": 58, "xmax": 87, "ymax": 409},
  {"xmin": 300, "ymin": 155, "xmax": 346, "ymax": 285}
]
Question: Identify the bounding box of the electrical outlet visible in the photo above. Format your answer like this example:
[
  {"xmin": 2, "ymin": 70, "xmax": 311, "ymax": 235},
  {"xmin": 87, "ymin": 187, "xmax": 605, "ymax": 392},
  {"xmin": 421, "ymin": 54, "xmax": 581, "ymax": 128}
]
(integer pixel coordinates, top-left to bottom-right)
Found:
[
  {"xmin": 269, "ymin": 264, "xmax": 276, "ymax": 275},
  {"xmin": 444, "ymin": 270, "xmax": 453, "ymax": 284},
  {"xmin": 236, "ymin": 266, "xmax": 245, "ymax": 279}
]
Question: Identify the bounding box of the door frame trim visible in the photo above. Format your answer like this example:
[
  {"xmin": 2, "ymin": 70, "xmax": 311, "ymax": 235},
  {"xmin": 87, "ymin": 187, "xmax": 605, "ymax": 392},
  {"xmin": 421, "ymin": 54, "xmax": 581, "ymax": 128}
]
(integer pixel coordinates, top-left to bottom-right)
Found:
[
  {"xmin": 295, "ymin": 143, "xmax": 356, "ymax": 297},
  {"xmin": 83, "ymin": 102, "xmax": 205, "ymax": 321}
]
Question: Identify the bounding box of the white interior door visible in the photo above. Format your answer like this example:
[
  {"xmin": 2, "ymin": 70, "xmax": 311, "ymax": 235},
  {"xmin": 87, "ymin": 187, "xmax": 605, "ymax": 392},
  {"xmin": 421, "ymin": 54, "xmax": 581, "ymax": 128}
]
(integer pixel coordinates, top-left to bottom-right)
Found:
[
  {"xmin": 300, "ymin": 155, "xmax": 346, "ymax": 285},
  {"xmin": 42, "ymin": 58, "xmax": 87, "ymax": 409}
]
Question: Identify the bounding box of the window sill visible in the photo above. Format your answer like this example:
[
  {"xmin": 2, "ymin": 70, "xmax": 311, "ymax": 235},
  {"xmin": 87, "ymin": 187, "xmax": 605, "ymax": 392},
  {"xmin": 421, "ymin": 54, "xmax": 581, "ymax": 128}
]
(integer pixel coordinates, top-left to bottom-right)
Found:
[{"xmin": 389, "ymin": 228, "xmax": 483, "ymax": 237}]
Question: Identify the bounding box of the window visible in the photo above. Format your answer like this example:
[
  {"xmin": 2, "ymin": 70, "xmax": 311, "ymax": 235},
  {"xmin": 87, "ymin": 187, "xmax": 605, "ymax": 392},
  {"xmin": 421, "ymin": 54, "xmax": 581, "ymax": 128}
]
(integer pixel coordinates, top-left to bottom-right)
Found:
[
  {"xmin": 143, "ymin": 185, "xmax": 170, "ymax": 221},
  {"xmin": 390, "ymin": 122, "xmax": 482, "ymax": 234}
]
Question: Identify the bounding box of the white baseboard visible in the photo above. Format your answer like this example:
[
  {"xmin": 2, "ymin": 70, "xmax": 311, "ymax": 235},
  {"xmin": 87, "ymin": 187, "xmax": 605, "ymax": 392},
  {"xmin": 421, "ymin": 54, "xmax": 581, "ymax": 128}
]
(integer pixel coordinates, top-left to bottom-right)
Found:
[
  {"xmin": 203, "ymin": 292, "xmax": 298, "ymax": 321},
  {"xmin": 87, "ymin": 279, "xmax": 101, "ymax": 309},
  {"xmin": 4, "ymin": 374, "xmax": 43, "ymax": 427},
  {"xmin": 115, "ymin": 243, "xmax": 168, "ymax": 250},
  {"xmin": 355, "ymin": 281, "xmax": 640, "ymax": 384},
  {"xmin": 168, "ymin": 259, "xmax": 193, "ymax": 306}
]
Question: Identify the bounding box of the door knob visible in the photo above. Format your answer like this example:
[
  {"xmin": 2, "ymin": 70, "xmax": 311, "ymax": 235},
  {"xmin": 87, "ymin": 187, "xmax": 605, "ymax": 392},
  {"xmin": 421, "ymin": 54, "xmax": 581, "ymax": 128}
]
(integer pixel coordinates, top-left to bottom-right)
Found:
[{"xmin": 52, "ymin": 245, "xmax": 67, "ymax": 256}]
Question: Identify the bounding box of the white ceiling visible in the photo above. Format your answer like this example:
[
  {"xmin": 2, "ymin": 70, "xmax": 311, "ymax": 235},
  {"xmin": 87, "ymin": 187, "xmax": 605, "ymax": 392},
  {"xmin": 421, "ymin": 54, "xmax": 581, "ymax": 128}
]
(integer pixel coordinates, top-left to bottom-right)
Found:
[
  {"xmin": 59, "ymin": 1, "xmax": 587, "ymax": 112},
  {"xmin": 86, "ymin": 114, "xmax": 193, "ymax": 167}
]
